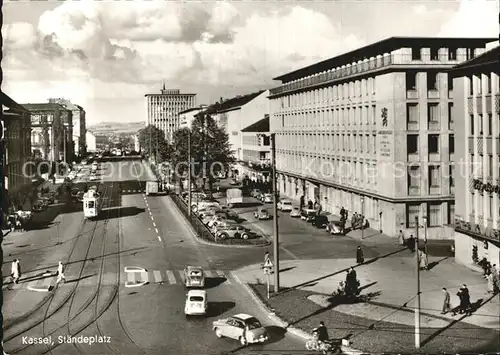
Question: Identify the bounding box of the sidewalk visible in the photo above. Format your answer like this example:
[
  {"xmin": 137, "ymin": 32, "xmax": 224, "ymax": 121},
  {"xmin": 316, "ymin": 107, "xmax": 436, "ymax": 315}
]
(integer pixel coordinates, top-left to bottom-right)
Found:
[{"xmin": 233, "ymin": 257, "xmax": 499, "ymax": 330}]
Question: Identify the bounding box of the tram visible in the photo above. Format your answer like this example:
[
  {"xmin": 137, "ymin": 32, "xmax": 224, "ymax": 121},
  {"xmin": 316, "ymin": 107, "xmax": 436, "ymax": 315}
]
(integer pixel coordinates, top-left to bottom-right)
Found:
[{"xmin": 83, "ymin": 187, "xmax": 102, "ymax": 219}]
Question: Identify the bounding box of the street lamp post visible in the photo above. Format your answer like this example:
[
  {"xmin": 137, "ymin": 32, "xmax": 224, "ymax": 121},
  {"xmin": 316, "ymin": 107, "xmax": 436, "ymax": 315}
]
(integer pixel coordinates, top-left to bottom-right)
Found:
[
  {"xmin": 423, "ymin": 216, "xmax": 428, "ymax": 256},
  {"xmin": 270, "ymin": 133, "xmax": 280, "ymax": 293},
  {"xmin": 414, "ymin": 215, "xmax": 421, "ymax": 349},
  {"xmin": 361, "ymin": 196, "xmax": 365, "ymax": 240},
  {"xmin": 188, "ymin": 132, "xmax": 192, "ymax": 217}
]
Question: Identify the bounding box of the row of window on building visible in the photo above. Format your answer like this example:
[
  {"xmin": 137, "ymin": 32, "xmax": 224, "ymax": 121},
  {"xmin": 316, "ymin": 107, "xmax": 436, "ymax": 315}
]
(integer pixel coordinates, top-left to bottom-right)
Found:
[
  {"xmin": 469, "ymin": 113, "xmax": 498, "ymax": 136},
  {"xmin": 407, "ymin": 165, "xmax": 454, "ymax": 190},
  {"xmin": 406, "ymin": 133, "xmax": 454, "ymax": 155},
  {"xmin": 406, "ymin": 201, "xmax": 455, "ymax": 227},
  {"xmin": 469, "ymin": 154, "xmax": 500, "ymax": 178},
  {"xmin": 469, "ymin": 190, "xmax": 499, "ymax": 221},
  {"xmin": 409, "ymin": 46, "xmax": 472, "ymax": 61}
]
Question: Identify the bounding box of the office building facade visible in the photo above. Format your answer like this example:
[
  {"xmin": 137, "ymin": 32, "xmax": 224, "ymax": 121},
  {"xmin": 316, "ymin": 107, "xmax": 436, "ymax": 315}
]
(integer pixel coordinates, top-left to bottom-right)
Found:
[
  {"xmin": 145, "ymin": 84, "xmax": 196, "ymax": 141},
  {"xmin": 179, "ymin": 105, "xmax": 208, "ymax": 130},
  {"xmin": 269, "ymin": 37, "xmax": 496, "ymax": 237},
  {"xmin": 450, "ymin": 46, "xmax": 500, "ymax": 269}
]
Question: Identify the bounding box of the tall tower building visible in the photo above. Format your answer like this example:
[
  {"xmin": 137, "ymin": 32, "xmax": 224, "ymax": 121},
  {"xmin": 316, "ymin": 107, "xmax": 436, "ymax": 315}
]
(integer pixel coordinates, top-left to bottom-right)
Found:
[{"xmin": 145, "ymin": 83, "xmax": 197, "ymax": 141}]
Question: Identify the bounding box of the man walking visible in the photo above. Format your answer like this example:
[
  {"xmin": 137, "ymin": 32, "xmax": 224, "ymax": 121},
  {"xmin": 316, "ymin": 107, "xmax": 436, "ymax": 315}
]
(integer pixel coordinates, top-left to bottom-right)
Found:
[
  {"xmin": 441, "ymin": 288, "xmax": 451, "ymax": 314},
  {"xmin": 11, "ymin": 259, "xmax": 21, "ymax": 284},
  {"xmin": 356, "ymin": 246, "xmax": 364, "ymax": 264},
  {"xmin": 398, "ymin": 230, "xmax": 405, "ymax": 246},
  {"xmin": 56, "ymin": 261, "xmax": 66, "ymax": 284}
]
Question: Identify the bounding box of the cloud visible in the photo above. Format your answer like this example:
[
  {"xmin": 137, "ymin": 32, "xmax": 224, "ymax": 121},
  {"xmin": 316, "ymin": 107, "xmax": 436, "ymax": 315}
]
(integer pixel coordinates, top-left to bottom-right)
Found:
[{"xmin": 438, "ymin": 0, "xmax": 499, "ymax": 37}]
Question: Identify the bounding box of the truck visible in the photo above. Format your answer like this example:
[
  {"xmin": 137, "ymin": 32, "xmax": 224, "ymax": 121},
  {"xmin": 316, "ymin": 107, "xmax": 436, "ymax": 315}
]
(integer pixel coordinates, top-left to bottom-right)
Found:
[
  {"xmin": 146, "ymin": 181, "xmax": 159, "ymax": 196},
  {"xmin": 226, "ymin": 188, "xmax": 243, "ymax": 207}
]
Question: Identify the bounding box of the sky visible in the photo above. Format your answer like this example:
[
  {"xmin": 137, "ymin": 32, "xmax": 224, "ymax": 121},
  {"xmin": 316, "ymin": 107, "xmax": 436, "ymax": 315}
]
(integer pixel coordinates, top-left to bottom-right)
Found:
[{"xmin": 2, "ymin": 0, "xmax": 499, "ymax": 125}]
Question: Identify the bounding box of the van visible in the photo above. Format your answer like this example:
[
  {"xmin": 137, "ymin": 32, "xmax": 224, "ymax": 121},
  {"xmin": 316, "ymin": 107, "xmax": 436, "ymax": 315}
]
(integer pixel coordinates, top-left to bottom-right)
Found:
[
  {"xmin": 146, "ymin": 181, "xmax": 159, "ymax": 196},
  {"xmin": 184, "ymin": 290, "xmax": 207, "ymax": 316}
]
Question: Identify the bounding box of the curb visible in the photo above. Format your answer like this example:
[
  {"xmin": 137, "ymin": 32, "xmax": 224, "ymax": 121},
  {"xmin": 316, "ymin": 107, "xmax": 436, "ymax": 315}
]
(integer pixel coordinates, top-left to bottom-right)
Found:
[
  {"xmin": 168, "ymin": 196, "xmax": 271, "ymax": 249},
  {"xmin": 231, "ymin": 272, "xmax": 367, "ymax": 355}
]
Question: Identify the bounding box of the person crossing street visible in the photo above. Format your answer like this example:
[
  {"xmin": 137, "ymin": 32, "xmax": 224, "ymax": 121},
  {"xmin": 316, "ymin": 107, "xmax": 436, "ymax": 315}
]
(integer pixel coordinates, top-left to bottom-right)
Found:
[
  {"xmin": 56, "ymin": 261, "xmax": 66, "ymax": 284},
  {"xmin": 11, "ymin": 259, "xmax": 21, "ymax": 284}
]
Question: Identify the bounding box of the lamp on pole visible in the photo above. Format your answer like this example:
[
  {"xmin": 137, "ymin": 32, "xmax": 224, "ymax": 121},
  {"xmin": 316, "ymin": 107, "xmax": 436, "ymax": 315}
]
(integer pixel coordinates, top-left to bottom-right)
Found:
[
  {"xmin": 423, "ymin": 215, "xmax": 428, "ymax": 256},
  {"xmin": 361, "ymin": 196, "xmax": 365, "ymax": 240},
  {"xmin": 270, "ymin": 133, "xmax": 279, "ymax": 293},
  {"xmin": 414, "ymin": 215, "xmax": 421, "ymax": 349}
]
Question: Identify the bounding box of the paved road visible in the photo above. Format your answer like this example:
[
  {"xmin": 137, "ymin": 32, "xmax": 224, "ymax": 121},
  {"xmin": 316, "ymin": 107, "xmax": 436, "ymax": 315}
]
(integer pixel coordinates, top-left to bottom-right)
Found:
[{"xmin": 3, "ymin": 160, "xmax": 303, "ymax": 355}]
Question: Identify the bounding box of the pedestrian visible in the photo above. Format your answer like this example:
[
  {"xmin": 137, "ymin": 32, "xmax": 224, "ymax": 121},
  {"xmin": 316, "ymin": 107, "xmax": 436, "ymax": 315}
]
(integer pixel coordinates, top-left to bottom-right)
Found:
[
  {"xmin": 356, "ymin": 246, "xmax": 364, "ymax": 264},
  {"xmin": 340, "ymin": 206, "xmax": 345, "ymax": 218},
  {"xmin": 398, "ymin": 230, "xmax": 405, "ymax": 246},
  {"xmin": 407, "ymin": 235, "xmax": 416, "ymax": 252},
  {"xmin": 351, "ymin": 213, "xmax": 357, "ymax": 230},
  {"xmin": 441, "ymin": 287, "xmax": 451, "ymax": 314},
  {"xmin": 56, "ymin": 261, "xmax": 66, "ymax": 284},
  {"xmin": 462, "ymin": 284, "xmax": 472, "ymax": 315},
  {"xmin": 345, "ymin": 267, "xmax": 358, "ymax": 296},
  {"xmin": 308, "ymin": 199, "xmax": 313, "ymax": 209},
  {"xmin": 300, "ymin": 196, "xmax": 305, "ymax": 211},
  {"xmin": 11, "ymin": 259, "xmax": 21, "ymax": 284},
  {"xmin": 454, "ymin": 287, "xmax": 464, "ymax": 315},
  {"xmin": 486, "ymin": 272, "xmax": 494, "ymax": 293},
  {"xmin": 419, "ymin": 250, "xmax": 429, "ymax": 270}
]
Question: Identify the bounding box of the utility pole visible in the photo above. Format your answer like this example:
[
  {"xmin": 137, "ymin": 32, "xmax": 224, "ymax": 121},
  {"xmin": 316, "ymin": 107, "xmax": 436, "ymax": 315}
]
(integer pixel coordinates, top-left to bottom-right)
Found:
[
  {"xmin": 188, "ymin": 132, "xmax": 192, "ymax": 217},
  {"xmin": 63, "ymin": 126, "xmax": 66, "ymax": 163},
  {"xmin": 149, "ymin": 128, "xmax": 152, "ymax": 162},
  {"xmin": 156, "ymin": 130, "xmax": 159, "ymax": 163},
  {"xmin": 271, "ymin": 133, "xmax": 280, "ymax": 293},
  {"xmin": 423, "ymin": 216, "xmax": 428, "ymax": 257},
  {"xmin": 414, "ymin": 215, "xmax": 421, "ymax": 349}
]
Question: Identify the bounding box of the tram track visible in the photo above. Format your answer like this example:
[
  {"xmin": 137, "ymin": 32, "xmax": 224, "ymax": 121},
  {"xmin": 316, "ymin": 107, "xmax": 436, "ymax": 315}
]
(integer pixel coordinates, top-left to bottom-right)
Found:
[{"xmin": 4, "ymin": 182, "xmax": 112, "ymax": 354}]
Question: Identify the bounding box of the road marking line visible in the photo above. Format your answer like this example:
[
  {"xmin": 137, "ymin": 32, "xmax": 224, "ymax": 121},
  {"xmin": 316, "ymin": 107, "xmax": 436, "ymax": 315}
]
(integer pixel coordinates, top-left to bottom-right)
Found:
[
  {"xmin": 153, "ymin": 270, "xmax": 162, "ymax": 283},
  {"xmin": 178, "ymin": 271, "xmax": 185, "ymax": 283},
  {"xmin": 157, "ymin": 236, "xmax": 161, "ymax": 241},
  {"xmin": 152, "ymin": 221, "xmax": 156, "ymax": 227},
  {"xmin": 166, "ymin": 271, "xmax": 176, "ymax": 284},
  {"xmin": 140, "ymin": 271, "xmax": 149, "ymax": 283}
]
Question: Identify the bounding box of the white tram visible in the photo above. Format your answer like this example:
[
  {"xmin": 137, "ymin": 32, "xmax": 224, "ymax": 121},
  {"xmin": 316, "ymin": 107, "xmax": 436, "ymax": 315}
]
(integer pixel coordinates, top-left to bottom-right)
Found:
[{"xmin": 83, "ymin": 187, "xmax": 102, "ymax": 219}]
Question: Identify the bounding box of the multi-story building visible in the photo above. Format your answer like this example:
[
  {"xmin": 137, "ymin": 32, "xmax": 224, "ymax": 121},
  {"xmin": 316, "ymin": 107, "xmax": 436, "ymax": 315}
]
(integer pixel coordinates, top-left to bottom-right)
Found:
[
  {"xmin": 145, "ymin": 83, "xmax": 196, "ymax": 141},
  {"xmin": 23, "ymin": 103, "xmax": 74, "ymax": 163},
  {"xmin": 241, "ymin": 114, "xmax": 271, "ymax": 183},
  {"xmin": 48, "ymin": 98, "xmax": 86, "ymax": 157},
  {"xmin": 269, "ymin": 36, "xmax": 496, "ymax": 237},
  {"xmin": 200, "ymin": 90, "xmax": 268, "ymax": 178},
  {"xmin": 76, "ymin": 105, "xmax": 86, "ymax": 155},
  {"xmin": 1, "ymin": 92, "xmax": 33, "ymax": 211},
  {"xmin": 179, "ymin": 105, "xmax": 208, "ymax": 129},
  {"xmin": 86, "ymin": 131, "xmax": 97, "ymax": 152},
  {"xmin": 450, "ymin": 45, "xmax": 500, "ymax": 269}
]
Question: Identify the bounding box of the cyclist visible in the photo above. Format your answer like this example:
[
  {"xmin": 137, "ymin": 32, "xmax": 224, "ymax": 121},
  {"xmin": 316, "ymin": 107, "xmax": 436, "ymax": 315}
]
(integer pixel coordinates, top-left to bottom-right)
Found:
[{"xmin": 312, "ymin": 321, "xmax": 329, "ymax": 343}]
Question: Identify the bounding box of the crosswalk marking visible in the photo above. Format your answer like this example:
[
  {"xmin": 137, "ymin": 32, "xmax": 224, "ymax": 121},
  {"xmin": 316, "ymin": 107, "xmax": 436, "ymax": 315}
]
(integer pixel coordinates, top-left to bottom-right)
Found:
[
  {"xmin": 166, "ymin": 271, "xmax": 177, "ymax": 284},
  {"xmin": 153, "ymin": 270, "xmax": 162, "ymax": 283},
  {"xmin": 14, "ymin": 270, "xmax": 232, "ymax": 291}
]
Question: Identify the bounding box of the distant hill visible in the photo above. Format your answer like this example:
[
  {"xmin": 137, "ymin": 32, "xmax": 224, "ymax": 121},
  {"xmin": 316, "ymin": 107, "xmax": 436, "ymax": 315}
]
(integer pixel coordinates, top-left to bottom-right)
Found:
[{"xmin": 88, "ymin": 121, "xmax": 146, "ymax": 134}]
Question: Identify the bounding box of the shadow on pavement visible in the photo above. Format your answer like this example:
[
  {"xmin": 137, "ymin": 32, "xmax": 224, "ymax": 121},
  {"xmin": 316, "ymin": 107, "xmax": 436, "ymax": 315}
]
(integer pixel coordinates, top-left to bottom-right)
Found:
[
  {"xmin": 265, "ymin": 325, "xmax": 287, "ymax": 343},
  {"xmin": 207, "ymin": 301, "xmax": 235, "ymax": 317},
  {"xmin": 427, "ymin": 256, "xmax": 451, "ymax": 271},
  {"xmin": 95, "ymin": 206, "xmax": 145, "ymax": 220},
  {"xmin": 279, "ymin": 266, "xmax": 296, "ymax": 273},
  {"xmin": 205, "ymin": 277, "xmax": 229, "ymax": 289}
]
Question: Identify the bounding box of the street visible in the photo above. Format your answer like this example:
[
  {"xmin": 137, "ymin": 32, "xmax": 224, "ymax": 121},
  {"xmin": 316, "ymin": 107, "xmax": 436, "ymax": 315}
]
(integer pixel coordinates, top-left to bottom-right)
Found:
[{"xmin": 2, "ymin": 159, "xmax": 303, "ymax": 355}]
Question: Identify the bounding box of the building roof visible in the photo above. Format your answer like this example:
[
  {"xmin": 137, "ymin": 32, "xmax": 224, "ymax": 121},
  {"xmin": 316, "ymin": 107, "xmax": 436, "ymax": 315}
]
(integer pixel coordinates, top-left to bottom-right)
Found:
[
  {"xmin": 274, "ymin": 36, "xmax": 498, "ymax": 83},
  {"xmin": 1, "ymin": 92, "xmax": 29, "ymax": 114},
  {"xmin": 201, "ymin": 90, "xmax": 266, "ymax": 116},
  {"xmin": 449, "ymin": 46, "xmax": 500, "ymax": 77},
  {"xmin": 178, "ymin": 106, "xmax": 207, "ymax": 115},
  {"xmin": 241, "ymin": 115, "xmax": 269, "ymax": 133},
  {"xmin": 22, "ymin": 103, "xmax": 69, "ymax": 111},
  {"xmin": 144, "ymin": 92, "xmax": 196, "ymax": 97}
]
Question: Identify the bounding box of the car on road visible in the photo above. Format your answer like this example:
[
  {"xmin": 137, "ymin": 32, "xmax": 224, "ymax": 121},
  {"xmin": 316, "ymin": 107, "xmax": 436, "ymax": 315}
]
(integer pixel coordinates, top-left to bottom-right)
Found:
[
  {"xmin": 277, "ymin": 199, "xmax": 293, "ymax": 211},
  {"xmin": 326, "ymin": 220, "xmax": 344, "ymax": 235},
  {"xmin": 184, "ymin": 290, "xmax": 207, "ymax": 316},
  {"xmin": 216, "ymin": 226, "xmax": 251, "ymax": 240},
  {"xmin": 289, "ymin": 207, "xmax": 301, "ymax": 218},
  {"xmin": 312, "ymin": 215, "xmax": 329, "ymax": 228},
  {"xmin": 184, "ymin": 266, "xmax": 205, "ymax": 288},
  {"xmin": 300, "ymin": 209, "xmax": 317, "ymax": 222},
  {"xmin": 262, "ymin": 193, "xmax": 273, "ymax": 203},
  {"xmin": 213, "ymin": 314, "xmax": 268, "ymax": 345},
  {"xmin": 229, "ymin": 179, "xmax": 238, "ymax": 185},
  {"xmin": 254, "ymin": 207, "xmax": 270, "ymax": 220}
]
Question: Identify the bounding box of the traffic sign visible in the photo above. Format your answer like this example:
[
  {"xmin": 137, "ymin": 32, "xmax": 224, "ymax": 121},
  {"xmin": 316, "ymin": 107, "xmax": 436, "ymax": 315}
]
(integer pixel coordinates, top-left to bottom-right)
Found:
[{"xmin": 263, "ymin": 259, "xmax": 273, "ymax": 268}]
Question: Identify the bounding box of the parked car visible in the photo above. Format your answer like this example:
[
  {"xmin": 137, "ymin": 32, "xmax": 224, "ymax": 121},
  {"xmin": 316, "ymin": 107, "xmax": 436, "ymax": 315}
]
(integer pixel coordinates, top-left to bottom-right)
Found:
[
  {"xmin": 290, "ymin": 207, "xmax": 301, "ymax": 218},
  {"xmin": 185, "ymin": 290, "xmax": 207, "ymax": 316},
  {"xmin": 262, "ymin": 193, "xmax": 273, "ymax": 203},
  {"xmin": 192, "ymin": 200, "xmax": 220, "ymax": 212},
  {"xmin": 229, "ymin": 179, "xmax": 239, "ymax": 185},
  {"xmin": 216, "ymin": 226, "xmax": 251, "ymax": 240},
  {"xmin": 312, "ymin": 215, "xmax": 329, "ymax": 228},
  {"xmin": 184, "ymin": 266, "xmax": 205, "ymax": 288},
  {"xmin": 71, "ymin": 188, "xmax": 80, "ymax": 198},
  {"xmin": 251, "ymin": 189, "xmax": 261, "ymax": 198},
  {"xmin": 300, "ymin": 209, "xmax": 316, "ymax": 222},
  {"xmin": 277, "ymin": 199, "xmax": 293, "ymax": 211},
  {"xmin": 89, "ymin": 174, "xmax": 98, "ymax": 181},
  {"xmin": 213, "ymin": 314, "xmax": 269, "ymax": 345},
  {"xmin": 254, "ymin": 207, "xmax": 270, "ymax": 220},
  {"xmin": 207, "ymin": 215, "xmax": 229, "ymax": 229},
  {"xmin": 212, "ymin": 220, "xmax": 239, "ymax": 234},
  {"xmin": 326, "ymin": 220, "xmax": 344, "ymax": 235},
  {"xmin": 32, "ymin": 203, "xmax": 45, "ymax": 212}
]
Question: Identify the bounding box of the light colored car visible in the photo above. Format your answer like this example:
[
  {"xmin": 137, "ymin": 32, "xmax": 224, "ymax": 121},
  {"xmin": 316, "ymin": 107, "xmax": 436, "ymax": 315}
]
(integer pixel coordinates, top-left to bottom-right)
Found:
[
  {"xmin": 213, "ymin": 314, "xmax": 268, "ymax": 345},
  {"xmin": 212, "ymin": 220, "xmax": 239, "ymax": 234},
  {"xmin": 89, "ymin": 175, "xmax": 98, "ymax": 181},
  {"xmin": 185, "ymin": 290, "xmax": 207, "ymax": 316},
  {"xmin": 262, "ymin": 193, "xmax": 273, "ymax": 203},
  {"xmin": 192, "ymin": 200, "xmax": 220, "ymax": 212},
  {"xmin": 254, "ymin": 207, "xmax": 270, "ymax": 220},
  {"xmin": 290, "ymin": 207, "xmax": 301, "ymax": 218},
  {"xmin": 184, "ymin": 266, "xmax": 205, "ymax": 288},
  {"xmin": 300, "ymin": 208, "xmax": 317, "ymax": 222},
  {"xmin": 326, "ymin": 220, "xmax": 344, "ymax": 235},
  {"xmin": 216, "ymin": 226, "xmax": 251, "ymax": 240},
  {"xmin": 277, "ymin": 200, "xmax": 293, "ymax": 211},
  {"xmin": 207, "ymin": 215, "xmax": 229, "ymax": 229}
]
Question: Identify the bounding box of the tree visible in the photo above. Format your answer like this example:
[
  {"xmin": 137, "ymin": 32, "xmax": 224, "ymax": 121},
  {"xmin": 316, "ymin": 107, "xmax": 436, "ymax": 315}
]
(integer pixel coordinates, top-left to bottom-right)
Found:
[
  {"xmin": 189, "ymin": 114, "xmax": 235, "ymax": 194},
  {"xmin": 170, "ymin": 128, "xmax": 190, "ymax": 188},
  {"xmin": 138, "ymin": 125, "xmax": 172, "ymax": 162}
]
